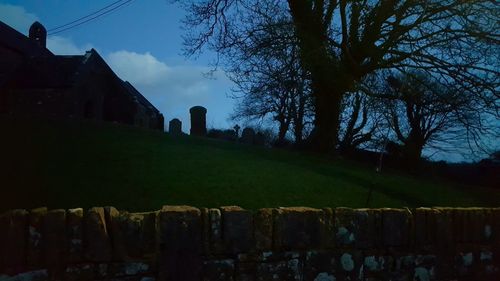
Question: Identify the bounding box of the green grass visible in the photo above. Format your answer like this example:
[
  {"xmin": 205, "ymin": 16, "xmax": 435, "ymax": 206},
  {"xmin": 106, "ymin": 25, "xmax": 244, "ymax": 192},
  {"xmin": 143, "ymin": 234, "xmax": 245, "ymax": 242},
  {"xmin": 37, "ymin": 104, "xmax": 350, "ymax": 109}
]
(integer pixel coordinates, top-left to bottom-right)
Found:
[{"xmin": 1, "ymin": 117, "xmax": 498, "ymax": 212}]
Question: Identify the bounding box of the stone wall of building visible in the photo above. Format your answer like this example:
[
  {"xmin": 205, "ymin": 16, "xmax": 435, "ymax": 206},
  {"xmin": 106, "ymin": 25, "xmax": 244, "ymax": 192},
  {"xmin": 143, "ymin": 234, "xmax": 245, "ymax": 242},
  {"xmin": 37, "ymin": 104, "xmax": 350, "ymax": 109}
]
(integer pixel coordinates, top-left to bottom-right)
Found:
[{"xmin": 0, "ymin": 206, "xmax": 499, "ymax": 281}]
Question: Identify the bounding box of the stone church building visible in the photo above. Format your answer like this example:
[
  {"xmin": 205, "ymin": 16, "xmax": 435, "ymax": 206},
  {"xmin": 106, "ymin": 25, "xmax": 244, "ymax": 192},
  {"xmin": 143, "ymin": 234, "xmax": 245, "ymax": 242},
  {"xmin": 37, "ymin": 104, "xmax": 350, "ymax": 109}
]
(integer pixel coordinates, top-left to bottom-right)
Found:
[{"xmin": 0, "ymin": 21, "xmax": 164, "ymax": 130}]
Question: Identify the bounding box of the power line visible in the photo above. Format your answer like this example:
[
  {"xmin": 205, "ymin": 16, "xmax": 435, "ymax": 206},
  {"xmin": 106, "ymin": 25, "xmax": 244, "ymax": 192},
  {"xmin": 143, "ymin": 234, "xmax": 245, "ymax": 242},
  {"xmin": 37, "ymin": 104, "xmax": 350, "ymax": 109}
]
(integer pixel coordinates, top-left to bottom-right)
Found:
[
  {"xmin": 47, "ymin": 0, "xmax": 127, "ymax": 32},
  {"xmin": 47, "ymin": 0, "xmax": 134, "ymax": 36}
]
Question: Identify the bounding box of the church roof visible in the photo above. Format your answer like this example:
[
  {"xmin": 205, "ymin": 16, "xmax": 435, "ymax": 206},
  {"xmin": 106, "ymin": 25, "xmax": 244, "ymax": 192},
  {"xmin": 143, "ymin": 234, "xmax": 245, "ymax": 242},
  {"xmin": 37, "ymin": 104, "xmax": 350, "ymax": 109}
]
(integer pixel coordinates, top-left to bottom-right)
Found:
[
  {"xmin": 122, "ymin": 80, "xmax": 160, "ymax": 114},
  {"xmin": 0, "ymin": 20, "xmax": 52, "ymax": 58},
  {"xmin": 1, "ymin": 20, "xmax": 162, "ymax": 116},
  {"xmin": 5, "ymin": 55, "xmax": 85, "ymax": 89}
]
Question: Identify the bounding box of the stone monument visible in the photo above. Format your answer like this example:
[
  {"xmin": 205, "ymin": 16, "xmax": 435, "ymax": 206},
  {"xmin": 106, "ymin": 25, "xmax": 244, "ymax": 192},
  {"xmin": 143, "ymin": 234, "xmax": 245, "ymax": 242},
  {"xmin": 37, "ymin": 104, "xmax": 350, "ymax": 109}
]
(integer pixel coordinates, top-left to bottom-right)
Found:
[
  {"xmin": 189, "ymin": 106, "xmax": 207, "ymax": 136},
  {"xmin": 241, "ymin": 127, "xmax": 255, "ymax": 144},
  {"xmin": 169, "ymin": 118, "xmax": 182, "ymax": 135}
]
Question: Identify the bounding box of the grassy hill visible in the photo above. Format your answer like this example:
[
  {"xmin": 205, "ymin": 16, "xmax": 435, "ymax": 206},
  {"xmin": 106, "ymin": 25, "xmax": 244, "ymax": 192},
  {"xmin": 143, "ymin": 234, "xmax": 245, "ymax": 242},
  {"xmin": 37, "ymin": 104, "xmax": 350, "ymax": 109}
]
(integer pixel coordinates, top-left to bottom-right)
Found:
[{"xmin": 1, "ymin": 116, "xmax": 498, "ymax": 212}]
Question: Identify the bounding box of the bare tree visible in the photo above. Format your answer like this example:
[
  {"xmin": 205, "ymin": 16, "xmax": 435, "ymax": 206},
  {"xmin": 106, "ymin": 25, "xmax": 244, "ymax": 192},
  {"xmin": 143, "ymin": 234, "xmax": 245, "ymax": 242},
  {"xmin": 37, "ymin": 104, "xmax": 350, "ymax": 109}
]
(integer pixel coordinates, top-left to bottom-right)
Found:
[
  {"xmin": 380, "ymin": 71, "xmax": 491, "ymax": 163},
  {"xmin": 337, "ymin": 91, "xmax": 383, "ymax": 153},
  {"xmin": 224, "ymin": 4, "xmax": 313, "ymax": 145},
  {"xmin": 174, "ymin": 0, "xmax": 499, "ymax": 153}
]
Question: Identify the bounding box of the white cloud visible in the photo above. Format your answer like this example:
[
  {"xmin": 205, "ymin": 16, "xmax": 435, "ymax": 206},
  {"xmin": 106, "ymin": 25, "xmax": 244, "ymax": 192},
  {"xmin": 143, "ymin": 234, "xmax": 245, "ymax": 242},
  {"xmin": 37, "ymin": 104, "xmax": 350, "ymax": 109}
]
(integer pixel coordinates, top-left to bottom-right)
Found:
[
  {"xmin": 107, "ymin": 51, "xmax": 170, "ymax": 86},
  {"xmin": 0, "ymin": 4, "xmax": 38, "ymax": 34},
  {"xmin": 47, "ymin": 36, "xmax": 93, "ymax": 55},
  {"xmin": 0, "ymin": 4, "xmax": 92, "ymax": 55},
  {"xmin": 0, "ymin": 3, "xmax": 235, "ymax": 130},
  {"xmin": 105, "ymin": 50, "xmax": 235, "ymax": 130}
]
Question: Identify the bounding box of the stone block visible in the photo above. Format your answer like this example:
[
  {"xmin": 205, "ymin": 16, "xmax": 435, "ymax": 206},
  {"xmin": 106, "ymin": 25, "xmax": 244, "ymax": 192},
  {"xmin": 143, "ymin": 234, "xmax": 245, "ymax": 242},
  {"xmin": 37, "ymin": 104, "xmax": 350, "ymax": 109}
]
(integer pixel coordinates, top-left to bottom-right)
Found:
[
  {"xmin": 67, "ymin": 208, "xmax": 84, "ymax": 263},
  {"xmin": 4, "ymin": 209, "xmax": 28, "ymax": 268},
  {"xmin": 44, "ymin": 209, "xmax": 67, "ymax": 267},
  {"xmin": 254, "ymin": 208, "xmax": 273, "ymax": 251},
  {"xmin": 107, "ymin": 262, "xmax": 153, "ymax": 277},
  {"xmin": 200, "ymin": 208, "xmax": 210, "ymax": 256},
  {"xmin": 381, "ymin": 208, "xmax": 411, "ymax": 247},
  {"xmin": 334, "ymin": 208, "xmax": 356, "ymax": 247},
  {"xmin": 140, "ymin": 211, "xmax": 157, "ymax": 257},
  {"xmin": 489, "ymin": 208, "xmax": 500, "ymax": 250},
  {"xmin": 0, "ymin": 211, "xmax": 7, "ymax": 271},
  {"xmin": 336, "ymin": 208, "xmax": 382, "ymax": 251},
  {"xmin": 433, "ymin": 207, "xmax": 455, "ymax": 254},
  {"xmin": 321, "ymin": 208, "xmax": 335, "ymax": 249},
  {"xmin": 64, "ymin": 263, "xmax": 95, "ymax": 281},
  {"xmin": 363, "ymin": 255, "xmax": 387, "ymax": 273},
  {"xmin": 274, "ymin": 207, "xmax": 325, "ymax": 251},
  {"xmin": 157, "ymin": 205, "xmax": 202, "ymax": 281},
  {"xmin": 105, "ymin": 206, "xmax": 127, "ymax": 260},
  {"xmin": 221, "ymin": 206, "xmax": 254, "ymax": 254},
  {"xmin": 84, "ymin": 207, "xmax": 112, "ymax": 262},
  {"xmin": 453, "ymin": 208, "xmax": 488, "ymax": 243},
  {"xmin": 335, "ymin": 251, "xmax": 363, "ymax": 281},
  {"xmin": 256, "ymin": 258, "xmax": 303, "ymax": 281},
  {"xmin": 414, "ymin": 208, "xmax": 438, "ymax": 251},
  {"xmin": 303, "ymin": 251, "xmax": 336, "ymax": 281},
  {"xmin": 235, "ymin": 262, "xmax": 256, "ymax": 281},
  {"xmin": 107, "ymin": 210, "xmax": 158, "ymax": 261},
  {"xmin": 203, "ymin": 259, "xmax": 235, "ymax": 281},
  {"xmin": 353, "ymin": 208, "xmax": 381, "ymax": 249},
  {"xmin": 208, "ymin": 208, "xmax": 224, "ymax": 254},
  {"xmin": 1, "ymin": 269, "xmax": 48, "ymax": 281},
  {"xmin": 27, "ymin": 207, "xmax": 47, "ymax": 266}
]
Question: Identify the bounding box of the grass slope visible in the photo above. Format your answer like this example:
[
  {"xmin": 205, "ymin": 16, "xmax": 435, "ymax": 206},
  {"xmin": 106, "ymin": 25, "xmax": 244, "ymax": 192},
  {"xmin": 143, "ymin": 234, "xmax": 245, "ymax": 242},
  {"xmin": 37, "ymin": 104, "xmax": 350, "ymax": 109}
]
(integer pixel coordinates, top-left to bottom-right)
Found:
[{"xmin": 1, "ymin": 117, "xmax": 498, "ymax": 212}]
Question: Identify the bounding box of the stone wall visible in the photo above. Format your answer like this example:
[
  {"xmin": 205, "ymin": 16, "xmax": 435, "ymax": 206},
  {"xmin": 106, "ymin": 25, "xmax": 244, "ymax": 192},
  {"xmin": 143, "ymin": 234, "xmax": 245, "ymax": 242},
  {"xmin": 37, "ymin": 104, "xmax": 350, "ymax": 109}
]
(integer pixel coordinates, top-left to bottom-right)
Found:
[{"xmin": 0, "ymin": 206, "xmax": 499, "ymax": 281}]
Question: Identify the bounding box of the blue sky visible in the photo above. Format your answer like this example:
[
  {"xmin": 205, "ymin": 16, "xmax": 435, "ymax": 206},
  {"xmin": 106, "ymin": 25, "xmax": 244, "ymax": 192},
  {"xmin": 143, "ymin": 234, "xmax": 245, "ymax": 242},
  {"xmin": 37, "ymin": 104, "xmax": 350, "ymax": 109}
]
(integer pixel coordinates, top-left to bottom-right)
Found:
[
  {"xmin": 0, "ymin": 0, "xmax": 236, "ymax": 131},
  {"xmin": 1, "ymin": 1, "xmax": 496, "ymax": 162}
]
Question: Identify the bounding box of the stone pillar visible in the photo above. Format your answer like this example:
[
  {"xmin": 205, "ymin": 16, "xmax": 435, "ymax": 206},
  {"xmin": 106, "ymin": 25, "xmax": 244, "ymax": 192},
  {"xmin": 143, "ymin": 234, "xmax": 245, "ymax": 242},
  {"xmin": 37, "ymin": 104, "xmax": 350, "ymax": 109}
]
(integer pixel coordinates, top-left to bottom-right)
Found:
[
  {"xmin": 158, "ymin": 114, "xmax": 165, "ymax": 131},
  {"xmin": 189, "ymin": 106, "xmax": 207, "ymax": 136},
  {"xmin": 169, "ymin": 118, "xmax": 182, "ymax": 135},
  {"xmin": 241, "ymin": 127, "xmax": 255, "ymax": 144}
]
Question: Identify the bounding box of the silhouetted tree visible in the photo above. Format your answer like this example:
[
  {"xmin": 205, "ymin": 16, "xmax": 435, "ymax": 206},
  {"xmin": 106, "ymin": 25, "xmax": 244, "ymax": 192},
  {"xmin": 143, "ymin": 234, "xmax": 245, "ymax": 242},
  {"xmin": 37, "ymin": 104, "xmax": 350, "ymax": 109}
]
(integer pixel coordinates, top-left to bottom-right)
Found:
[
  {"xmin": 174, "ymin": 0, "xmax": 499, "ymax": 153},
  {"xmin": 337, "ymin": 75, "xmax": 385, "ymax": 152},
  {"xmin": 197, "ymin": 1, "xmax": 314, "ymax": 145},
  {"xmin": 379, "ymin": 71, "xmax": 493, "ymax": 163},
  {"xmin": 229, "ymin": 41, "xmax": 313, "ymax": 145}
]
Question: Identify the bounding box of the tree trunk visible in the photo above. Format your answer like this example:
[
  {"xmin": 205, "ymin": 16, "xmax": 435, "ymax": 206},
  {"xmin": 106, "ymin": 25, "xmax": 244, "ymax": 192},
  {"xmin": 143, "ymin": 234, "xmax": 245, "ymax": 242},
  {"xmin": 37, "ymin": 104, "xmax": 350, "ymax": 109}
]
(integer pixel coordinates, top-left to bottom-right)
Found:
[
  {"xmin": 402, "ymin": 134, "xmax": 425, "ymax": 168},
  {"xmin": 277, "ymin": 118, "xmax": 290, "ymax": 145},
  {"xmin": 312, "ymin": 86, "xmax": 343, "ymax": 153},
  {"xmin": 292, "ymin": 85, "xmax": 306, "ymax": 144},
  {"xmin": 288, "ymin": 0, "xmax": 345, "ymax": 153}
]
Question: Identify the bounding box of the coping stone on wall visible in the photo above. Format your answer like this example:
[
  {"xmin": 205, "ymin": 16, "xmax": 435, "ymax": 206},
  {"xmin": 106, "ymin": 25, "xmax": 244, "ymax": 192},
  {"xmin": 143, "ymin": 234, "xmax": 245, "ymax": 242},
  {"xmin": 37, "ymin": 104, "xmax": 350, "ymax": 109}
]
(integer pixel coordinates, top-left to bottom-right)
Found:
[
  {"xmin": 0, "ymin": 211, "xmax": 9, "ymax": 271},
  {"xmin": 207, "ymin": 208, "xmax": 223, "ymax": 255},
  {"xmin": 44, "ymin": 209, "xmax": 67, "ymax": 268},
  {"xmin": 334, "ymin": 207, "xmax": 355, "ymax": 248},
  {"xmin": 254, "ymin": 208, "xmax": 274, "ymax": 251},
  {"xmin": 273, "ymin": 207, "xmax": 326, "ymax": 251},
  {"xmin": 67, "ymin": 208, "xmax": 84, "ymax": 263},
  {"xmin": 381, "ymin": 208, "xmax": 412, "ymax": 248},
  {"xmin": 200, "ymin": 208, "xmax": 210, "ymax": 256},
  {"xmin": 27, "ymin": 207, "xmax": 47, "ymax": 267},
  {"xmin": 354, "ymin": 208, "xmax": 382, "ymax": 249},
  {"xmin": 157, "ymin": 205, "xmax": 202, "ymax": 281},
  {"xmin": 414, "ymin": 207, "xmax": 439, "ymax": 251},
  {"xmin": 4, "ymin": 209, "xmax": 28, "ymax": 269},
  {"xmin": 84, "ymin": 207, "xmax": 112, "ymax": 262},
  {"xmin": 107, "ymin": 209, "xmax": 158, "ymax": 261},
  {"xmin": 220, "ymin": 206, "xmax": 254, "ymax": 255}
]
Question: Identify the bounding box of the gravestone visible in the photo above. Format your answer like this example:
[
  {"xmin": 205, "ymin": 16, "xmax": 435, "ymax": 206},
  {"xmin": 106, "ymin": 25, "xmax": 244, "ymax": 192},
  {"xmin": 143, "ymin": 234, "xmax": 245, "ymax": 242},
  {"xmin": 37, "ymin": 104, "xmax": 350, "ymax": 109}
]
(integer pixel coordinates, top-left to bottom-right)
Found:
[
  {"xmin": 169, "ymin": 118, "xmax": 182, "ymax": 135},
  {"xmin": 254, "ymin": 132, "xmax": 265, "ymax": 146},
  {"xmin": 233, "ymin": 124, "xmax": 241, "ymax": 138},
  {"xmin": 190, "ymin": 106, "xmax": 207, "ymax": 136},
  {"xmin": 240, "ymin": 127, "xmax": 255, "ymax": 144}
]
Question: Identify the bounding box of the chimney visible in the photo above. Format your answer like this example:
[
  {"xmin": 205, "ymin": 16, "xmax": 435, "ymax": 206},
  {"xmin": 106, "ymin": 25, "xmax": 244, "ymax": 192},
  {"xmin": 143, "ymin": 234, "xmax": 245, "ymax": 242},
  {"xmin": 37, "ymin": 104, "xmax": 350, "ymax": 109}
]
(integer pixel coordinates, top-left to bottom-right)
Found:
[{"xmin": 29, "ymin": 21, "xmax": 47, "ymax": 48}]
